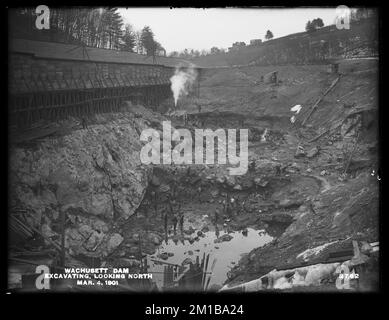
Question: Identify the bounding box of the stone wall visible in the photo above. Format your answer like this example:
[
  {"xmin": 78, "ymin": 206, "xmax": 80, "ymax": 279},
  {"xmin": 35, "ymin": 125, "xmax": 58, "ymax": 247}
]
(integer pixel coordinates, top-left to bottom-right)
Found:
[{"xmin": 9, "ymin": 53, "xmax": 176, "ymax": 94}]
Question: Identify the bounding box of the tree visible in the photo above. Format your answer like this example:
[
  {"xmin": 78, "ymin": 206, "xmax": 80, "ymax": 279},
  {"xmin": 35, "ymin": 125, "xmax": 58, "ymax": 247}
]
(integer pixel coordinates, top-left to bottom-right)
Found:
[
  {"xmin": 121, "ymin": 24, "xmax": 136, "ymax": 52},
  {"xmin": 200, "ymin": 49, "xmax": 209, "ymax": 56},
  {"xmin": 134, "ymin": 30, "xmax": 143, "ymax": 54},
  {"xmin": 265, "ymin": 30, "xmax": 274, "ymax": 40},
  {"xmin": 9, "ymin": 8, "xmax": 169, "ymax": 55},
  {"xmin": 140, "ymin": 26, "xmax": 155, "ymax": 56},
  {"xmin": 306, "ymin": 20, "xmax": 314, "ymax": 32},
  {"xmin": 314, "ymin": 18, "xmax": 324, "ymax": 28},
  {"xmin": 154, "ymin": 41, "xmax": 166, "ymax": 56},
  {"xmin": 306, "ymin": 18, "xmax": 324, "ymax": 32},
  {"xmin": 210, "ymin": 47, "xmax": 220, "ymax": 54},
  {"xmin": 169, "ymin": 51, "xmax": 179, "ymax": 57}
]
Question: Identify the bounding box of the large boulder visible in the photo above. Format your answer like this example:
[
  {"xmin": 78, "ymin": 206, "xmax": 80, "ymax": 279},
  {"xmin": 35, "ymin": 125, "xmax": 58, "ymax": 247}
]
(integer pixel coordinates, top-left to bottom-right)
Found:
[{"xmin": 214, "ymin": 234, "xmax": 233, "ymax": 243}]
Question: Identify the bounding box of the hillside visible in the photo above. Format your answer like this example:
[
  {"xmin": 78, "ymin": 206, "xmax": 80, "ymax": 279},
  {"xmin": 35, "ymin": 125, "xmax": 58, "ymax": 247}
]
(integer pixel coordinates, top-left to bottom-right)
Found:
[{"xmin": 191, "ymin": 18, "xmax": 378, "ymax": 68}]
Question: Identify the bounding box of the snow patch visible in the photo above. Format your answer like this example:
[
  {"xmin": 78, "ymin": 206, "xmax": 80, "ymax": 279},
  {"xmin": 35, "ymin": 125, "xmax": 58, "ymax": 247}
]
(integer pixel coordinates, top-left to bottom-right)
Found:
[{"xmin": 296, "ymin": 240, "xmax": 340, "ymax": 261}]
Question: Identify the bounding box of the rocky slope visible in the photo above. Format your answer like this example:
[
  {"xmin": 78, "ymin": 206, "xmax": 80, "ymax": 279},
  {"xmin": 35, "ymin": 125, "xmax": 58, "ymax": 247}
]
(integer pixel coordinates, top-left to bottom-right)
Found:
[{"xmin": 9, "ymin": 106, "xmax": 163, "ymax": 259}]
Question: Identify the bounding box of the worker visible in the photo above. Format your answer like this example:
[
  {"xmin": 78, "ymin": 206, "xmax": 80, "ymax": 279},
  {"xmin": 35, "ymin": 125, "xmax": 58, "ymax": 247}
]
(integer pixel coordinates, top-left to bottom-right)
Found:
[
  {"xmin": 233, "ymin": 196, "xmax": 241, "ymax": 215},
  {"xmin": 214, "ymin": 208, "xmax": 220, "ymax": 224},
  {"xmin": 167, "ymin": 196, "xmax": 175, "ymax": 216},
  {"xmin": 215, "ymin": 224, "xmax": 220, "ymax": 238},
  {"xmin": 164, "ymin": 211, "xmax": 168, "ymax": 234},
  {"xmin": 179, "ymin": 212, "xmax": 184, "ymax": 234},
  {"xmin": 224, "ymin": 193, "xmax": 231, "ymax": 217},
  {"xmin": 197, "ymin": 186, "xmax": 202, "ymax": 202},
  {"xmin": 81, "ymin": 117, "xmax": 88, "ymax": 129},
  {"xmin": 275, "ymin": 164, "xmax": 281, "ymax": 175},
  {"xmin": 172, "ymin": 213, "xmax": 178, "ymax": 234},
  {"xmin": 249, "ymin": 160, "xmax": 256, "ymax": 172}
]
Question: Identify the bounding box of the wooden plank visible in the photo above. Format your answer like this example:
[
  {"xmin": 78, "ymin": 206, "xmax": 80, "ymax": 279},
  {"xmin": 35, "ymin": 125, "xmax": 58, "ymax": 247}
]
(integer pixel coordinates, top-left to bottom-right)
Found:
[{"xmin": 302, "ymin": 76, "xmax": 341, "ymax": 126}]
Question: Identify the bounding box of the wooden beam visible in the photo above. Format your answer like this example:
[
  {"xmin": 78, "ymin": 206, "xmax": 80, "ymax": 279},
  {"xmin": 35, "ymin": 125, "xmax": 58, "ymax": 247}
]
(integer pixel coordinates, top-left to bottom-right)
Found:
[{"xmin": 302, "ymin": 75, "xmax": 341, "ymax": 126}]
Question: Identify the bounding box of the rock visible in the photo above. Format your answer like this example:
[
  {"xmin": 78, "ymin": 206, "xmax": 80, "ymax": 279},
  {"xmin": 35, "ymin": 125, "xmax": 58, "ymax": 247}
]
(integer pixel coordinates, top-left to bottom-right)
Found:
[
  {"xmin": 187, "ymin": 250, "xmax": 194, "ymax": 256},
  {"xmin": 41, "ymin": 223, "xmax": 56, "ymax": 238},
  {"xmin": 259, "ymin": 213, "xmax": 294, "ymax": 224},
  {"xmin": 149, "ymin": 233, "xmax": 162, "ymax": 245},
  {"xmin": 128, "ymin": 246, "xmax": 139, "ymax": 255},
  {"xmin": 142, "ymin": 245, "xmax": 156, "ymax": 255},
  {"xmin": 208, "ymin": 284, "xmax": 222, "ymax": 292},
  {"xmin": 241, "ymin": 179, "xmax": 254, "ymax": 189},
  {"xmin": 254, "ymin": 177, "xmax": 269, "ymax": 187},
  {"xmin": 298, "ymin": 205, "xmax": 308, "ymax": 212},
  {"xmin": 225, "ymin": 176, "xmax": 236, "ymax": 187},
  {"xmin": 216, "ymin": 176, "xmax": 226, "ymax": 184},
  {"xmin": 347, "ymin": 158, "xmax": 372, "ymax": 173},
  {"xmin": 341, "ymin": 114, "xmax": 362, "ymax": 138},
  {"xmin": 242, "ymin": 228, "xmax": 248, "ymax": 236},
  {"xmin": 295, "ymin": 145, "xmax": 306, "ymax": 158},
  {"xmin": 291, "ymin": 162, "xmax": 300, "ymax": 169},
  {"xmin": 279, "ymin": 199, "xmax": 303, "ymax": 209},
  {"xmin": 306, "ymin": 168, "xmax": 312, "ymax": 173},
  {"xmin": 214, "ymin": 234, "xmax": 233, "ymax": 243},
  {"xmin": 361, "ymin": 242, "xmax": 373, "ymax": 255},
  {"xmin": 307, "ymin": 146, "xmax": 319, "ymax": 158},
  {"xmin": 201, "ymin": 226, "xmax": 209, "ymax": 233},
  {"xmin": 233, "ymin": 184, "xmax": 242, "ymax": 190},
  {"xmin": 150, "ymin": 175, "xmax": 161, "ymax": 186},
  {"xmin": 184, "ymin": 226, "xmax": 196, "ymax": 235},
  {"xmin": 197, "ymin": 231, "xmax": 203, "ymax": 237},
  {"xmin": 320, "ymin": 170, "xmax": 327, "ymax": 176},
  {"xmin": 158, "ymin": 183, "xmax": 170, "ymax": 193},
  {"xmin": 117, "ymin": 258, "xmax": 140, "ymax": 268},
  {"xmin": 158, "ymin": 252, "xmax": 169, "ymax": 260},
  {"xmin": 106, "ymin": 233, "xmax": 124, "ymax": 254},
  {"xmin": 211, "ymin": 189, "xmax": 219, "ymax": 197}
]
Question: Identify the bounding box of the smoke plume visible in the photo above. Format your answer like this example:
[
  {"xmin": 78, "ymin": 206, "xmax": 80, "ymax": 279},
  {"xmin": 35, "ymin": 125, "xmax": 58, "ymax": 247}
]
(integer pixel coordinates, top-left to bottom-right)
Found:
[{"xmin": 170, "ymin": 65, "xmax": 198, "ymax": 107}]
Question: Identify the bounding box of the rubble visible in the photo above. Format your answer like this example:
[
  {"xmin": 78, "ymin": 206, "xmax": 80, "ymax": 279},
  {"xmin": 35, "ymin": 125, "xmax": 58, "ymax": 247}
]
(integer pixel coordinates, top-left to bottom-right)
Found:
[
  {"xmin": 306, "ymin": 146, "xmax": 320, "ymax": 158},
  {"xmin": 214, "ymin": 234, "xmax": 233, "ymax": 243},
  {"xmin": 295, "ymin": 145, "xmax": 306, "ymax": 158}
]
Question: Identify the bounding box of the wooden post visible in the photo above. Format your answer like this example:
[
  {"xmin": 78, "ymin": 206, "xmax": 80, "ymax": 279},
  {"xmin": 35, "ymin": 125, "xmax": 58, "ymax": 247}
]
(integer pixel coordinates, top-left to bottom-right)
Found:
[{"xmin": 197, "ymin": 69, "xmax": 201, "ymax": 98}]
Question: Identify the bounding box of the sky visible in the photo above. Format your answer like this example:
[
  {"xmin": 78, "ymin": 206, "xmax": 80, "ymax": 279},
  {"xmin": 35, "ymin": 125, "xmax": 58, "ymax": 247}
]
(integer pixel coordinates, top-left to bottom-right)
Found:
[{"xmin": 118, "ymin": 7, "xmax": 341, "ymax": 53}]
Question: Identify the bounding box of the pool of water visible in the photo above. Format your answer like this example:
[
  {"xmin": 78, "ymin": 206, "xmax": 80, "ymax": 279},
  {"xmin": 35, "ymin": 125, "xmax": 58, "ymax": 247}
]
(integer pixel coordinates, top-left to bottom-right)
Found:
[{"xmin": 147, "ymin": 227, "xmax": 273, "ymax": 290}]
